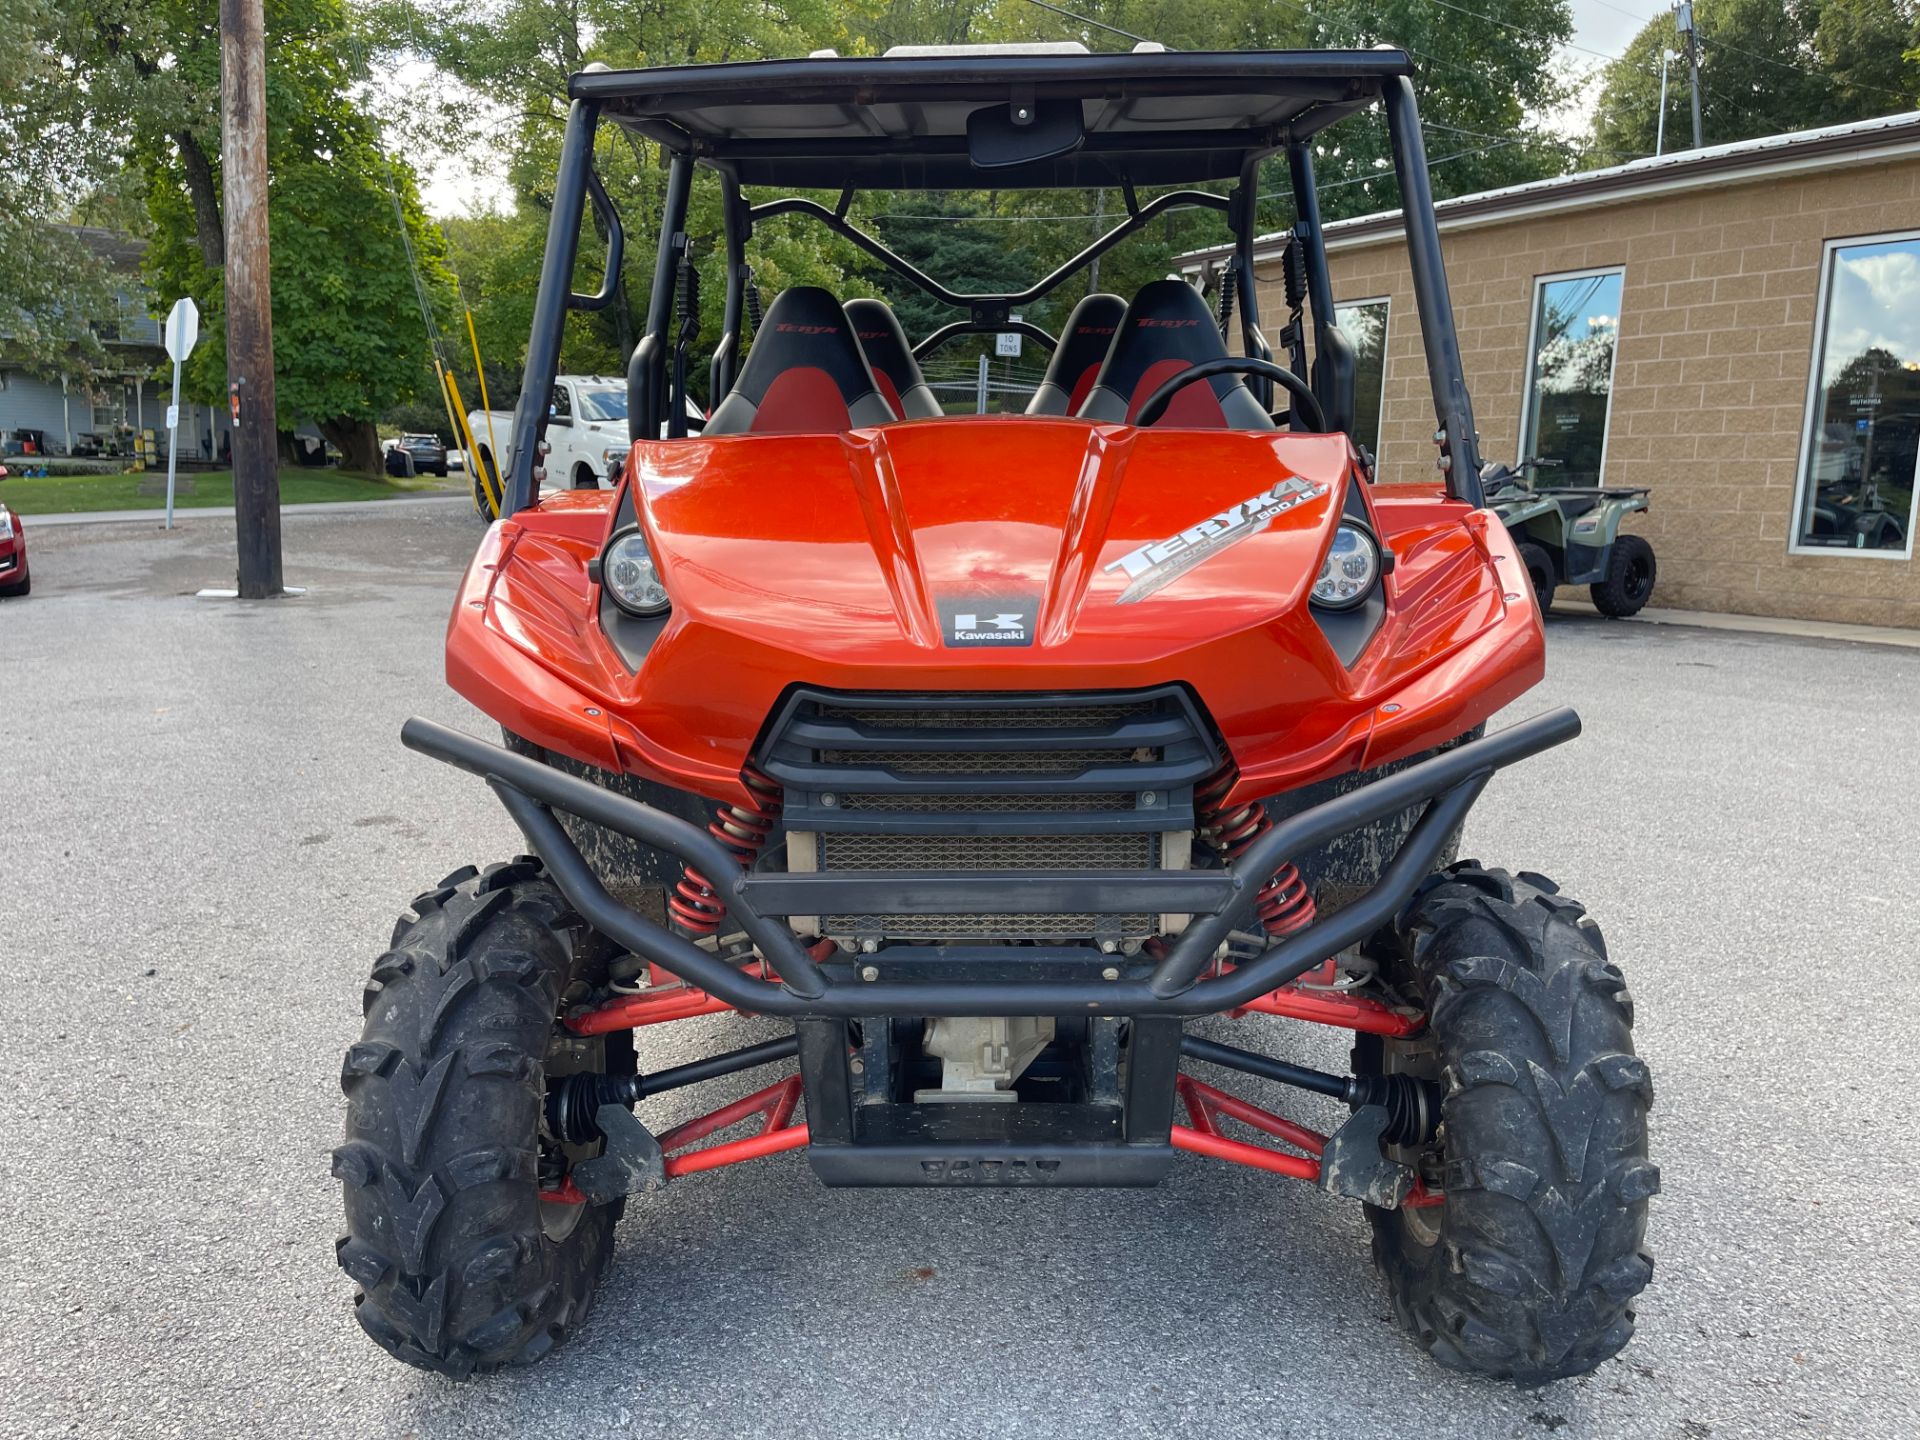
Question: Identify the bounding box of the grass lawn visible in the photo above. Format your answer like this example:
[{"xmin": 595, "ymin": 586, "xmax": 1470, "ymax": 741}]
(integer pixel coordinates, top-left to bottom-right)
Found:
[{"xmin": 0, "ymin": 466, "xmax": 460, "ymax": 517}]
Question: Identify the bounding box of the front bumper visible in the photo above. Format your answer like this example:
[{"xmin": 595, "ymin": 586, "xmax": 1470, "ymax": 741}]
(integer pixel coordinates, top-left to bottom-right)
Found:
[{"xmin": 401, "ymin": 706, "xmax": 1580, "ymax": 1018}]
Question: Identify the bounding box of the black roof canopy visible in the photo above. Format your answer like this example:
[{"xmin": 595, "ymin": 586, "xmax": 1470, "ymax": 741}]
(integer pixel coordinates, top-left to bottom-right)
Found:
[{"xmin": 571, "ymin": 47, "xmax": 1414, "ymax": 189}]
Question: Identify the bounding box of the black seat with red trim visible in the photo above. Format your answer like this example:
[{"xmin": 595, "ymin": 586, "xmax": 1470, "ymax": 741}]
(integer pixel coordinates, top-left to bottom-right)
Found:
[
  {"xmin": 845, "ymin": 299, "xmax": 943, "ymax": 420},
  {"xmin": 1074, "ymin": 279, "xmax": 1275, "ymax": 430},
  {"xmin": 704, "ymin": 287, "xmax": 898, "ymax": 435},
  {"xmin": 1025, "ymin": 293, "xmax": 1125, "ymax": 416}
]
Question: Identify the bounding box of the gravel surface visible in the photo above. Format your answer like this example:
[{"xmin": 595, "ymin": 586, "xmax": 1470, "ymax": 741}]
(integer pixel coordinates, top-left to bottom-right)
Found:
[{"xmin": 2, "ymin": 509, "xmax": 1916, "ymax": 1440}]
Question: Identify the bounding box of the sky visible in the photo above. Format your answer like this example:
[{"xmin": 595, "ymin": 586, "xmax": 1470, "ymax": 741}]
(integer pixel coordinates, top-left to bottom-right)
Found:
[{"xmin": 413, "ymin": 2, "xmax": 1668, "ymax": 218}]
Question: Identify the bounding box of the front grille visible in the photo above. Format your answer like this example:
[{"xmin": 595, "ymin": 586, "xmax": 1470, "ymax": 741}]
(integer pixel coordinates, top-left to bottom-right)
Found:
[
  {"xmin": 755, "ymin": 687, "xmax": 1218, "ymax": 943},
  {"xmin": 839, "ymin": 791, "xmax": 1134, "ymax": 814},
  {"xmin": 819, "ymin": 702, "xmax": 1148, "ymax": 730},
  {"xmin": 824, "ymin": 747, "xmax": 1127, "ymax": 775},
  {"xmin": 820, "ymin": 832, "xmax": 1158, "ymax": 871},
  {"xmin": 822, "ymin": 911, "xmax": 1153, "ymax": 941}
]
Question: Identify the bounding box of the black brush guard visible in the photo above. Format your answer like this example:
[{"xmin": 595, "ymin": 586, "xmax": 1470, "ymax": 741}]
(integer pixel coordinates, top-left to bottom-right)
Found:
[{"xmin": 401, "ymin": 707, "xmax": 1580, "ymax": 1017}]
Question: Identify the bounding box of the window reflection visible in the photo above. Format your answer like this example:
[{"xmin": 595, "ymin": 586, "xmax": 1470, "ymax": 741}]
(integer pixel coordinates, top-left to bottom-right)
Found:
[
  {"xmin": 1795, "ymin": 235, "xmax": 1920, "ymax": 553},
  {"xmin": 1521, "ymin": 270, "xmax": 1623, "ymax": 487},
  {"xmin": 1334, "ymin": 298, "xmax": 1389, "ymax": 458}
]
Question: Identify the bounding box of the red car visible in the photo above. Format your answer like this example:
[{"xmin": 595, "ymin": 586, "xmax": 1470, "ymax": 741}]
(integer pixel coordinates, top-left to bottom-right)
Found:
[{"xmin": 0, "ymin": 468, "xmax": 28, "ymax": 598}]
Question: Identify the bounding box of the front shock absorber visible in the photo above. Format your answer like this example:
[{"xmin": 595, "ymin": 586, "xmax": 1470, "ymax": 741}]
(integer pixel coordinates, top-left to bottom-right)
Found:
[
  {"xmin": 1196, "ymin": 763, "xmax": 1317, "ymax": 939},
  {"xmin": 668, "ymin": 767, "xmax": 783, "ymax": 936}
]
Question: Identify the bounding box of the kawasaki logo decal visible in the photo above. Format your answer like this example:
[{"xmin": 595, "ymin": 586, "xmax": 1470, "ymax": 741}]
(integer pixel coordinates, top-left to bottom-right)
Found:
[
  {"xmin": 1105, "ymin": 477, "xmax": 1329, "ymax": 604},
  {"xmin": 939, "ymin": 597, "xmax": 1037, "ymax": 648}
]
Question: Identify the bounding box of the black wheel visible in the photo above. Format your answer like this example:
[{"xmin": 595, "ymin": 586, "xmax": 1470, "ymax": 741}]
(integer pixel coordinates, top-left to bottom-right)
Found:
[
  {"xmin": 335, "ymin": 858, "xmax": 629, "ymax": 1376},
  {"xmin": 1357, "ymin": 863, "xmax": 1656, "ymax": 1385},
  {"xmin": 1590, "ymin": 534, "xmax": 1655, "ymax": 617},
  {"xmin": 472, "ymin": 450, "xmax": 501, "ymax": 520},
  {"xmin": 1516, "ymin": 542, "xmax": 1555, "ymax": 616},
  {"xmin": 0, "ymin": 575, "xmax": 27, "ymax": 598}
]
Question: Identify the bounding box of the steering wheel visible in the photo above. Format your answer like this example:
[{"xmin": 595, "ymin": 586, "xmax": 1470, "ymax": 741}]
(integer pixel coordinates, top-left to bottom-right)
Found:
[{"xmin": 1132, "ymin": 357, "xmax": 1328, "ymax": 432}]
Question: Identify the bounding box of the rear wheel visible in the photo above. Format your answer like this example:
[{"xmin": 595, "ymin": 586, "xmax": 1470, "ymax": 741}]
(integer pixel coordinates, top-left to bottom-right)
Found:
[
  {"xmin": 1358, "ymin": 863, "xmax": 1656, "ymax": 1385},
  {"xmin": 1590, "ymin": 535, "xmax": 1655, "ymax": 617},
  {"xmin": 1516, "ymin": 542, "xmax": 1555, "ymax": 616},
  {"xmin": 472, "ymin": 449, "xmax": 501, "ymax": 520},
  {"xmin": 335, "ymin": 858, "xmax": 628, "ymax": 1376}
]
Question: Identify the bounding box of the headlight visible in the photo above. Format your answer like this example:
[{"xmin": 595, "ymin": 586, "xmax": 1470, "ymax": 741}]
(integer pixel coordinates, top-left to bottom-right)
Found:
[
  {"xmin": 598, "ymin": 526, "xmax": 670, "ymax": 617},
  {"xmin": 0, "ymin": 509, "xmax": 12, "ymax": 539},
  {"xmin": 1311, "ymin": 523, "xmax": 1381, "ymax": 610}
]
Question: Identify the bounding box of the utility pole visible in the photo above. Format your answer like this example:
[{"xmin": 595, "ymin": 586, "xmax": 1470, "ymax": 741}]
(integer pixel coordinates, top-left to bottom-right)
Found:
[
  {"xmin": 1675, "ymin": 3, "xmax": 1704, "ymax": 151},
  {"xmin": 1656, "ymin": 49, "xmax": 1674, "ymax": 156},
  {"xmin": 220, "ymin": 0, "xmax": 283, "ymax": 597}
]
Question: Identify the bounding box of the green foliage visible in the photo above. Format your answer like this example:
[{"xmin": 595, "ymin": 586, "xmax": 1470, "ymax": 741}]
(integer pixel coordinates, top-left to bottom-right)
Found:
[
  {"xmin": 373, "ymin": 0, "xmax": 1588, "ymax": 404},
  {"xmin": 17, "ymin": 0, "xmax": 455, "ymax": 450},
  {"xmin": 1, "ymin": 0, "xmax": 115, "ymax": 378},
  {"xmin": 1589, "ymin": 0, "xmax": 1919, "ymax": 161}
]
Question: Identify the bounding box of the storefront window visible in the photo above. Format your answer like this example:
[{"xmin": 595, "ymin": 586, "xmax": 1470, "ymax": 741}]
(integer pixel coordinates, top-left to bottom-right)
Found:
[
  {"xmin": 1519, "ymin": 269, "xmax": 1623, "ymax": 486},
  {"xmin": 1334, "ymin": 298, "xmax": 1389, "ymax": 458},
  {"xmin": 1792, "ymin": 233, "xmax": 1920, "ymax": 556}
]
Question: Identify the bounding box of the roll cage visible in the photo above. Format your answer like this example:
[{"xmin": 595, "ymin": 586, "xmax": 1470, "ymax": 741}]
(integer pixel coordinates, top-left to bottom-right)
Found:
[{"xmin": 503, "ymin": 47, "xmax": 1487, "ymax": 517}]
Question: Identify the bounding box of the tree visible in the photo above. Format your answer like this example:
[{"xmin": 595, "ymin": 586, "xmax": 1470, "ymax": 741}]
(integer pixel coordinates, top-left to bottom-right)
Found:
[
  {"xmin": 1589, "ymin": 0, "xmax": 1920, "ymax": 162},
  {"xmin": 380, "ymin": 0, "xmax": 1584, "ymax": 403},
  {"xmin": 19, "ymin": 0, "xmax": 454, "ymax": 470},
  {"xmin": 2, "ymin": 0, "xmax": 116, "ymax": 381}
]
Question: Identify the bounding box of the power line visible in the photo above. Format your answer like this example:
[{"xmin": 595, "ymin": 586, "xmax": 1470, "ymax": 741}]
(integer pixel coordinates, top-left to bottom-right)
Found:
[
  {"xmin": 1423, "ymin": 118, "xmax": 1649, "ymax": 162},
  {"xmin": 1412, "ymin": 0, "xmax": 1639, "ymax": 67},
  {"xmin": 1263, "ymin": 0, "xmax": 1659, "ymax": 85},
  {"xmin": 1698, "ymin": 32, "xmax": 1917, "ymax": 105},
  {"xmin": 1021, "ymin": 0, "xmax": 1159, "ymax": 50},
  {"xmin": 1581, "ymin": 0, "xmax": 1665, "ymax": 23}
]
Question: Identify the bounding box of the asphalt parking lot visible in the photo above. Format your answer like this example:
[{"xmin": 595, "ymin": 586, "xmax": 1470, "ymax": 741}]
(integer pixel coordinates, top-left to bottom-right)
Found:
[{"xmin": 2, "ymin": 505, "xmax": 1916, "ymax": 1440}]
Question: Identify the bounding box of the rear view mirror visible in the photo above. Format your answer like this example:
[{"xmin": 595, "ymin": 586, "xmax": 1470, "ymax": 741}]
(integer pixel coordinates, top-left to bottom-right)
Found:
[{"xmin": 967, "ymin": 98, "xmax": 1084, "ymax": 169}]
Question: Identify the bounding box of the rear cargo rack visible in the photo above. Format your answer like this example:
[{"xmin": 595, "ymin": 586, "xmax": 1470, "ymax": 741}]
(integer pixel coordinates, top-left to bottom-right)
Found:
[{"xmin": 402, "ymin": 707, "xmax": 1581, "ymax": 1018}]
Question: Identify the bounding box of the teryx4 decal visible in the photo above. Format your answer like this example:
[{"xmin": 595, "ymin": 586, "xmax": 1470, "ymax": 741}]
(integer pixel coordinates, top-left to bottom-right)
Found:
[
  {"xmin": 938, "ymin": 597, "xmax": 1038, "ymax": 648},
  {"xmin": 1105, "ymin": 477, "xmax": 1330, "ymax": 604}
]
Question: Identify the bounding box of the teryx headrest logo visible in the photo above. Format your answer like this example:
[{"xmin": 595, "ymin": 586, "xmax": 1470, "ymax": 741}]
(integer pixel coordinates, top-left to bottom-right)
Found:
[
  {"xmin": 938, "ymin": 597, "xmax": 1037, "ymax": 648},
  {"xmin": 1105, "ymin": 477, "xmax": 1329, "ymax": 604},
  {"xmin": 1136, "ymin": 317, "xmax": 1201, "ymax": 329},
  {"xmin": 776, "ymin": 322, "xmax": 839, "ymax": 335}
]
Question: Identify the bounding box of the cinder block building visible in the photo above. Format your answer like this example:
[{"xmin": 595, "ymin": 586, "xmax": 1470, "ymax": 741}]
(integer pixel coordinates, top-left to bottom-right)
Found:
[{"xmin": 1187, "ymin": 114, "xmax": 1920, "ymax": 627}]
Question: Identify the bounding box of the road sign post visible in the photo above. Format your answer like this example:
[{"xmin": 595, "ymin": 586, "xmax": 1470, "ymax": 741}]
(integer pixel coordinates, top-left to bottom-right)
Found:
[{"xmin": 163, "ymin": 297, "xmax": 200, "ymax": 530}]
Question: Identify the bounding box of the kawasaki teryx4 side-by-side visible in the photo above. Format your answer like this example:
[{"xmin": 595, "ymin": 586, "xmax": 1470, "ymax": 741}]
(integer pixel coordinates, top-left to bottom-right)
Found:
[{"xmin": 337, "ymin": 45, "xmax": 1656, "ymax": 1387}]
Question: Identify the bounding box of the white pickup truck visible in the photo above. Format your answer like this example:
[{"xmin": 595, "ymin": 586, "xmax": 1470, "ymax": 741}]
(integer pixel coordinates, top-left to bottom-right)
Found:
[{"xmin": 468, "ymin": 374, "xmax": 632, "ymax": 495}]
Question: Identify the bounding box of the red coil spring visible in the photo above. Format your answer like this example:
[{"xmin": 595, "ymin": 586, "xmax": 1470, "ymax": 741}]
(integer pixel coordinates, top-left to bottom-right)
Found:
[
  {"xmin": 1195, "ymin": 764, "xmax": 1317, "ymax": 939},
  {"xmin": 669, "ymin": 767, "xmax": 783, "ymax": 935}
]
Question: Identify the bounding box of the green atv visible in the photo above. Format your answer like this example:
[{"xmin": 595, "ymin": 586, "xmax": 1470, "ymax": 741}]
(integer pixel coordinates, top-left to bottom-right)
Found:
[{"xmin": 1484, "ymin": 461, "xmax": 1657, "ymax": 618}]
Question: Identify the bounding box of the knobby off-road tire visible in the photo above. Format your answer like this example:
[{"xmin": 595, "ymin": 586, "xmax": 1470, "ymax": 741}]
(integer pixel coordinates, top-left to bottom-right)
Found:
[
  {"xmin": 1359, "ymin": 863, "xmax": 1657, "ymax": 1386},
  {"xmin": 472, "ymin": 448, "xmax": 501, "ymax": 521},
  {"xmin": 334, "ymin": 859, "xmax": 624, "ymax": 1376},
  {"xmin": 1516, "ymin": 542, "xmax": 1555, "ymax": 616},
  {"xmin": 1590, "ymin": 534, "xmax": 1655, "ymax": 618}
]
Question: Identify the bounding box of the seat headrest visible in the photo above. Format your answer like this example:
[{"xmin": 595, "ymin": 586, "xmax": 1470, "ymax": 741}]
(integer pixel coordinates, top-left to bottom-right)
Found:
[
  {"xmin": 1025, "ymin": 293, "xmax": 1125, "ymax": 416},
  {"xmin": 704, "ymin": 287, "xmax": 897, "ymax": 436},
  {"xmin": 1076, "ymin": 280, "xmax": 1273, "ymax": 430},
  {"xmin": 845, "ymin": 299, "xmax": 943, "ymax": 420}
]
